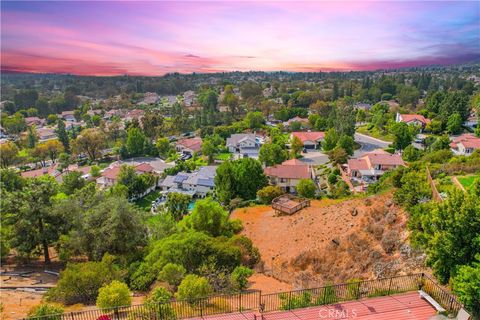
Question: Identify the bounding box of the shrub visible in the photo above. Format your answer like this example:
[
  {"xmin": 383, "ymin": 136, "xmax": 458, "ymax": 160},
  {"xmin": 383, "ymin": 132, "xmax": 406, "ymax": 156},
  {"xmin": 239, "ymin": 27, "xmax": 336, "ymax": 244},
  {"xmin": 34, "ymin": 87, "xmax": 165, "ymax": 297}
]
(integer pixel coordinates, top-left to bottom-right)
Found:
[
  {"xmin": 257, "ymin": 185, "xmax": 284, "ymax": 204},
  {"xmin": 280, "ymin": 292, "xmax": 312, "ymax": 310},
  {"xmin": 327, "ymin": 174, "xmax": 338, "ymax": 184},
  {"xmin": 96, "ymin": 281, "xmax": 132, "ymax": 309},
  {"xmin": 47, "ymin": 255, "xmax": 122, "ymax": 305},
  {"xmin": 142, "ymin": 287, "xmax": 175, "ymax": 320},
  {"xmin": 158, "ymin": 263, "xmax": 186, "ymax": 288},
  {"xmin": 230, "ymin": 266, "xmax": 254, "ymax": 291},
  {"xmin": 381, "ymin": 230, "xmax": 400, "ymax": 254},
  {"xmin": 129, "ymin": 262, "xmax": 156, "ymax": 291},
  {"xmin": 296, "ymin": 179, "xmax": 316, "ymax": 198},
  {"xmin": 27, "ymin": 304, "xmax": 64, "ymax": 320},
  {"xmin": 346, "ymin": 279, "xmax": 362, "ymax": 299},
  {"xmin": 176, "ymin": 275, "xmax": 212, "ymax": 303}
]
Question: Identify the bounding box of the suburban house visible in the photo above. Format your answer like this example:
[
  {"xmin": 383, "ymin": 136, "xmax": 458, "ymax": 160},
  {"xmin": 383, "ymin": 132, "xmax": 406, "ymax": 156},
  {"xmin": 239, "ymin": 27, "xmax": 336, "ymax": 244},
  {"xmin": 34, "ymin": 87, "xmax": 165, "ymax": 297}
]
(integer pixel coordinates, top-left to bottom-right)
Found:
[
  {"xmin": 159, "ymin": 166, "xmax": 217, "ymax": 198},
  {"xmin": 21, "ymin": 164, "xmax": 91, "ymax": 182},
  {"xmin": 264, "ymin": 159, "xmax": 314, "ymax": 193},
  {"xmin": 25, "ymin": 117, "xmax": 46, "ymax": 127},
  {"xmin": 450, "ymin": 134, "xmax": 480, "ymax": 156},
  {"xmin": 96, "ymin": 162, "xmax": 156, "ymax": 188},
  {"xmin": 354, "ymin": 103, "xmax": 372, "ymax": 111},
  {"xmin": 60, "ymin": 111, "xmax": 76, "ymax": 122},
  {"xmin": 37, "ymin": 127, "xmax": 57, "ymax": 142},
  {"xmin": 395, "ymin": 113, "xmax": 431, "ymax": 130},
  {"xmin": 283, "ymin": 116, "xmax": 309, "ymax": 128},
  {"xmin": 124, "ymin": 109, "xmax": 145, "ymax": 122},
  {"xmin": 176, "ymin": 137, "xmax": 202, "ymax": 154},
  {"xmin": 346, "ymin": 150, "xmax": 405, "ymax": 182},
  {"xmin": 291, "ymin": 131, "xmax": 325, "ymax": 149},
  {"xmin": 86, "ymin": 109, "xmax": 102, "ymax": 117},
  {"xmin": 226, "ymin": 133, "xmax": 263, "ymax": 158}
]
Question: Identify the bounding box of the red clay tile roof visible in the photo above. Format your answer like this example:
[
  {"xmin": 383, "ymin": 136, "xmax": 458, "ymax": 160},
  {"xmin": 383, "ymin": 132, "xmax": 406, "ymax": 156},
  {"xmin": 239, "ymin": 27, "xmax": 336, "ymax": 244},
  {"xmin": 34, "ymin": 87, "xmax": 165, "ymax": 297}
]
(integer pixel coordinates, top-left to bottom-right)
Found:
[
  {"xmin": 347, "ymin": 158, "xmax": 369, "ymax": 171},
  {"xmin": 287, "ymin": 116, "xmax": 309, "ymax": 124},
  {"xmin": 135, "ymin": 163, "xmax": 155, "ymax": 173},
  {"xmin": 281, "ymin": 159, "xmax": 305, "ymax": 166},
  {"xmin": 291, "ymin": 131, "xmax": 325, "ymax": 143},
  {"xmin": 177, "ymin": 137, "xmax": 202, "ymax": 152},
  {"xmin": 102, "ymin": 165, "xmax": 121, "ymax": 180},
  {"xmin": 366, "ymin": 153, "xmax": 405, "ymax": 166},
  {"xmin": 264, "ymin": 164, "xmax": 311, "ymax": 179},
  {"xmin": 460, "ymin": 138, "xmax": 480, "ymax": 149},
  {"xmin": 399, "ymin": 114, "xmax": 431, "ymax": 125}
]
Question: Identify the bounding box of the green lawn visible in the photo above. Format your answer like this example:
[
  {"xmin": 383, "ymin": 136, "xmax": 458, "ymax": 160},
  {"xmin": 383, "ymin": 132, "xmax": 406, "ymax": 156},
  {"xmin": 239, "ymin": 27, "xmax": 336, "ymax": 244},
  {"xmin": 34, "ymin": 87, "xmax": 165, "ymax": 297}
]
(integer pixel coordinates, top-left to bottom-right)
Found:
[
  {"xmin": 135, "ymin": 190, "xmax": 160, "ymax": 211},
  {"xmin": 356, "ymin": 125, "xmax": 394, "ymax": 142},
  {"xmin": 457, "ymin": 175, "xmax": 480, "ymax": 189},
  {"xmin": 214, "ymin": 152, "xmax": 231, "ymax": 161}
]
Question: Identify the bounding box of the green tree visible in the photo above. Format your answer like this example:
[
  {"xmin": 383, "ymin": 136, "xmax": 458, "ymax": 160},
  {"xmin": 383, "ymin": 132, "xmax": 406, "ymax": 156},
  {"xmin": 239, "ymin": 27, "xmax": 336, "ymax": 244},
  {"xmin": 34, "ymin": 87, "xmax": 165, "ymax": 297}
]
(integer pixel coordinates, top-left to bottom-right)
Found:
[
  {"xmin": 446, "ymin": 112, "xmax": 463, "ymax": 134},
  {"xmin": 90, "ymin": 165, "xmax": 101, "ymax": 178},
  {"xmin": 27, "ymin": 125, "xmax": 38, "ymax": 148},
  {"xmin": 1, "ymin": 113, "xmax": 26, "ymax": 134},
  {"xmin": 257, "ymin": 186, "xmax": 284, "ymax": 204},
  {"xmin": 72, "ymin": 128, "xmax": 105, "ymax": 161},
  {"xmin": 259, "ymin": 143, "xmax": 287, "ymax": 166},
  {"xmin": 165, "ymin": 192, "xmax": 191, "ymax": 221},
  {"xmin": 328, "ymin": 147, "xmax": 348, "ymax": 165},
  {"xmin": 453, "ymin": 260, "xmax": 480, "ymax": 317},
  {"xmin": 245, "ymin": 111, "xmax": 265, "ymax": 129},
  {"xmin": 215, "ymin": 158, "xmax": 267, "ymax": 203},
  {"xmin": 201, "ymin": 140, "xmax": 216, "ymax": 164},
  {"xmin": 425, "ymin": 119, "xmax": 443, "ymax": 134},
  {"xmin": 390, "ymin": 122, "xmax": 413, "ymax": 150},
  {"xmin": 61, "ymin": 171, "xmax": 86, "ymax": 195},
  {"xmin": 47, "ymin": 114, "xmax": 58, "ymax": 125},
  {"xmin": 47, "ymin": 255, "xmax": 122, "ymax": 305},
  {"xmin": 0, "ymin": 141, "xmax": 19, "ymax": 168},
  {"xmin": 393, "ymin": 170, "xmax": 431, "ymax": 209},
  {"xmin": 176, "ymin": 275, "xmax": 212, "ymax": 303},
  {"xmin": 180, "ymin": 198, "xmax": 235, "ymax": 237},
  {"xmin": 126, "ymin": 127, "xmax": 146, "ymax": 157},
  {"xmin": 323, "ymin": 128, "xmax": 339, "ymax": 151},
  {"xmin": 402, "ymin": 145, "xmax": 422, "ymax": 162},
  {"xmin": 296, "ymin": 179, "xmax": 316, "ymax": 198},
  {"xmin": 144, "ymin": 287, "xmax": 175, "ymax": 319},
  {"xmin": 158, "ymin": 263, "xmax": 186, "ymax": 288},
  {"xmin": 55, "ymin": 119, "xmax": 70, "ymax": 152},
  {"xmin": 230, "ymin": 266, "xmax": 253, "ymax": 291},
  {"xmin": 290, "ymin": 136, "xmax": 304, "ymax": 158},
  {"xmin": 337, "ymin": 135, "xmax": 354, "ymax": 155},
  {"xmin": 156, "ymin": 137, "xmax": 172, "ymax": 158},
  {"xmin": 96, "ymin": 280, "xmax": 132, "ymax": 309},
  {"xmin": 2, "ymin": 176, "xmax": 61, "ymax": 263}
]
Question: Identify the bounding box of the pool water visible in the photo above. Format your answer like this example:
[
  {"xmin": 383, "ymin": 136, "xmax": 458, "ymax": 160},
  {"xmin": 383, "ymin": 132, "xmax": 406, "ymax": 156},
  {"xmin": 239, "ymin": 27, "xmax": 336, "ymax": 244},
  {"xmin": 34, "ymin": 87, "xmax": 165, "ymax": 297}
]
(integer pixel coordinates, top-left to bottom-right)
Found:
[{"xmin": 188, "ymin": 201, "xmax": 196, "ymax": 211}]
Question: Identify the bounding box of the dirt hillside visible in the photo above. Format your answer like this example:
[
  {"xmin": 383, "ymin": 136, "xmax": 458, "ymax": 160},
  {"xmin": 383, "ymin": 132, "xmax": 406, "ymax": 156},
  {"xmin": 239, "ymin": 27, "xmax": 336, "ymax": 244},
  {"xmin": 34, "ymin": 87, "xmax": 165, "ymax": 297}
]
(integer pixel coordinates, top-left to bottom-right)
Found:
[{"xmin": 232, "ymin": 193, "xmax": 427, "ymax": 289}]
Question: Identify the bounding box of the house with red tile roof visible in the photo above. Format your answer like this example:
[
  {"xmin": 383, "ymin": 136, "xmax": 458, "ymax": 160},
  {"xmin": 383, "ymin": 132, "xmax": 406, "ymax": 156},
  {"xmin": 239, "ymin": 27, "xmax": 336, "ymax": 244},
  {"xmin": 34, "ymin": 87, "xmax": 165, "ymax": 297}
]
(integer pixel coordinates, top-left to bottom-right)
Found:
[
  {"xmin": 124, "ymin": 109, "xmax": 145, "ymax": 122},
  {"xmin": 450, "ymin": 133, "xmax": 480, "ymax": 156},
  {"xmin": 283, "ymin": 116, "xmax": 309, "ymax": 128},
  {"xmin": 291, "ymin": 131, "xmax": 325, "ymax": 149},
  {"xmin": 176, "ymin": 137, "xmax": 202, "ymax": 154},
  {"xmin": 96, "ymin": 162, "xmax": 157, "ymax": 187},
  {"xmin": 25, "ymin": 116, "xmax": 46, "ymax": 127},
  {"xmin": 395, "ymin": 113, "xmax": 431, "ymax": 130},
  {"xmin": 346, "ymin": 150, "xmax": 405, "ymax": 182},
  {"xmin": 264, "ymin": 159, "xmax": 314, "ymax": 193}
]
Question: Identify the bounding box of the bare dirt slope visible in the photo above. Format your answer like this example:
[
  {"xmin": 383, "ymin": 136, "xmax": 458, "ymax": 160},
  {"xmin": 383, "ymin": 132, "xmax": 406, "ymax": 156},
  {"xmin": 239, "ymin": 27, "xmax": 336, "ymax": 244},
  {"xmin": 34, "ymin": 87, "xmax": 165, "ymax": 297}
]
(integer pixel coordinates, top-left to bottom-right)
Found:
[{"xmin": 232, "ymin": 193, "xmax": 427, "ymax": 289}]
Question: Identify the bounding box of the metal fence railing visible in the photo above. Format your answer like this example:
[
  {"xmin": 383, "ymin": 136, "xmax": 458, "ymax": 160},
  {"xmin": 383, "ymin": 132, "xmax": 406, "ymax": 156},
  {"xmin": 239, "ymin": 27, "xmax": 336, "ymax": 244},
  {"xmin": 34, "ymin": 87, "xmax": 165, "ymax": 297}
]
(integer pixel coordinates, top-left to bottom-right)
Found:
[{"xmin": 22, "ymin": 273, "xmax": 467, "ymax": 320}]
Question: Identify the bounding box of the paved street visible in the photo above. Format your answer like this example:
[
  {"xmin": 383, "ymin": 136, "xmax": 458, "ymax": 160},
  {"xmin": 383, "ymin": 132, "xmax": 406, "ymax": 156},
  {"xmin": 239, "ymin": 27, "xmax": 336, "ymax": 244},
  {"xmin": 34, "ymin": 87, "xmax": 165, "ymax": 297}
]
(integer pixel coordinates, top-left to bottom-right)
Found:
[
  {"xmin": 353, "ymin": 133, "xmax": 391, "ymax": 157},
  {"xmin": 298, "ymin": 150, "xmax": 330, "ymax": 166}
]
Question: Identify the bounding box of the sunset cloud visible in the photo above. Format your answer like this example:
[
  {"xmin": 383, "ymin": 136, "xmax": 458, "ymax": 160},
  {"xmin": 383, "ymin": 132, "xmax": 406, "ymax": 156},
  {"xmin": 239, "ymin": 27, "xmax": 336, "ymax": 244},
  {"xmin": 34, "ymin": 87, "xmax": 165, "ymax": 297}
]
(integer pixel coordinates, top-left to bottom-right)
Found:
[{"xmin": 1, "ymin": 1, "xmax": 478, "ymax": 75}]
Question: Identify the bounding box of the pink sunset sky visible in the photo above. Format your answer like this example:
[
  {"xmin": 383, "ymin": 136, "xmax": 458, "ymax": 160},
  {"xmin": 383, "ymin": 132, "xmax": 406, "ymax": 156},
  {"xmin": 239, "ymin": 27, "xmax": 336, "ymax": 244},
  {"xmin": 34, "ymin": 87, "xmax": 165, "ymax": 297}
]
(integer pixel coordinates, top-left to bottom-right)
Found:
[{"xmin": 1, "ymin": 1, "xmax": 479, "ymax": 76}]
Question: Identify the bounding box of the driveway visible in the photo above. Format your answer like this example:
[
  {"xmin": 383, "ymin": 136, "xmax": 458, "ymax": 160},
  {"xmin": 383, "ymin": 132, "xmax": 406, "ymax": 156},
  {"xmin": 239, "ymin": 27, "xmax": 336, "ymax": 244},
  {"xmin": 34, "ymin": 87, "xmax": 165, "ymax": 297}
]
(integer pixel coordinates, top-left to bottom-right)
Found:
[
  {"xmin": 354, "ymin": 133, "xmax": 391, "ymax": 157},
  {"xmin": 299, "ymin": 150, "xmax": 330, "ymax": 166}
]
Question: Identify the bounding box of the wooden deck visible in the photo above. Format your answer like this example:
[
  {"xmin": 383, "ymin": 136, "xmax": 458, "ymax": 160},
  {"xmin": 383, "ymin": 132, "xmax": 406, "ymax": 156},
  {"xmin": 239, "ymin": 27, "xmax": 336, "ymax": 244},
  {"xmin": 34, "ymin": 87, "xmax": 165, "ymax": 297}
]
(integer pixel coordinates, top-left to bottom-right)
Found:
[
  {"xmin": 190, "ymin": 292, "xmax": 438, "ymax": 320},
  {"xmin": 272, "ymin": 195, "xmax": 310, "ymax": 215}
]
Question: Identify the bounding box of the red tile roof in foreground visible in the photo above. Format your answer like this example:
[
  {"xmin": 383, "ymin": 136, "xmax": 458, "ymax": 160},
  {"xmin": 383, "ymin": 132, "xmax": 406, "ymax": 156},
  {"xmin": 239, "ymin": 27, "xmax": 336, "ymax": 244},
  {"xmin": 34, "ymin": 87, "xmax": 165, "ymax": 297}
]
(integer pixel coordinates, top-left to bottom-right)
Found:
[
  {"xmin": 192, "ymin": 292, "xmax": 437, "ymax": 320},
  {"xmin": 264, "ymin": 160, "xmax": 311, "ymax": 180}
]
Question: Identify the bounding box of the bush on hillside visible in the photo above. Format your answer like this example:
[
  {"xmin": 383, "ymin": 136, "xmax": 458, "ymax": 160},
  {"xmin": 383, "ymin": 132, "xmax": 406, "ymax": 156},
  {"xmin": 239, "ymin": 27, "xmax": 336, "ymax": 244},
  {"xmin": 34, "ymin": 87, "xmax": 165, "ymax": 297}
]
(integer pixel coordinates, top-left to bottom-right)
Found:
[
  {"xmin": 96, "ymin": 281, "xmax": 132, "ymax": 309},
  {"xmin": 27, "ymin": 304, "xmax": 64, "ymax": 320},
  {"xmin": 257, "ymin": 185, "xmax": 284, "ymax": 204}
]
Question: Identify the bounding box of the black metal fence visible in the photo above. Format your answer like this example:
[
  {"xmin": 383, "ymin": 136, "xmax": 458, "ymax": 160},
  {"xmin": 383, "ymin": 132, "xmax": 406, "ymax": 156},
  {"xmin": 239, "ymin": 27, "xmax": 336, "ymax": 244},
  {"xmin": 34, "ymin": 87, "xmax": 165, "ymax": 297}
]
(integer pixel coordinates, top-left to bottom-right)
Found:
[{"xmin": 23, "ymin": 273, "xmax": 466, "ymax": 320}]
